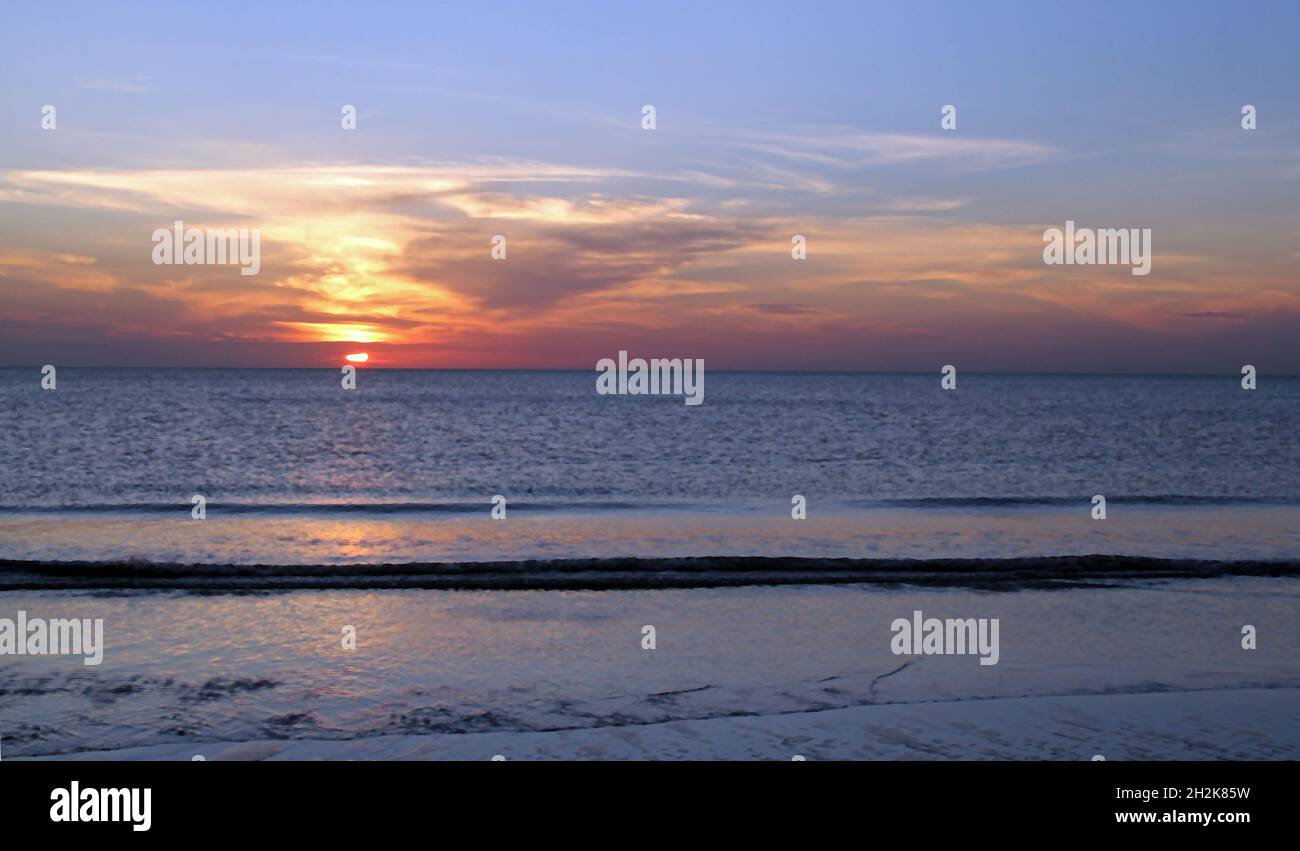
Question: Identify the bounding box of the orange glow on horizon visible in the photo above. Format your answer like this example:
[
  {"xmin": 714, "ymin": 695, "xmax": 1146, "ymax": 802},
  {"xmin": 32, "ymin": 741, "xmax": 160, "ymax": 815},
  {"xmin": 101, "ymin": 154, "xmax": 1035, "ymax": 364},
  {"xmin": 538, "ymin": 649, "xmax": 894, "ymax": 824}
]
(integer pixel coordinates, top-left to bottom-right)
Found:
[{"xmin": 344, "ymin": 352, "xmax": 369, "ymax": 363}]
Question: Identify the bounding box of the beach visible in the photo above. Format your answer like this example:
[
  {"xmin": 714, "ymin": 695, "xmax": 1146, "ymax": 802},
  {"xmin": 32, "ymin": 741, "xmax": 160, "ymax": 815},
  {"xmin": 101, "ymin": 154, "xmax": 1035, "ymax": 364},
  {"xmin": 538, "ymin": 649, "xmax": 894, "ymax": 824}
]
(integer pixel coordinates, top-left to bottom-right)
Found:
[
  {"xmin": 37, "ymin": 689, "xmax": 1300, "ymax": 761},
  {"xmin": 3, "ymin": 0, "xmax": 1300, "ymax": 786},
  {"xmin": 3, "ymin": 575, "xmax": 1298, "ymax": 760}
]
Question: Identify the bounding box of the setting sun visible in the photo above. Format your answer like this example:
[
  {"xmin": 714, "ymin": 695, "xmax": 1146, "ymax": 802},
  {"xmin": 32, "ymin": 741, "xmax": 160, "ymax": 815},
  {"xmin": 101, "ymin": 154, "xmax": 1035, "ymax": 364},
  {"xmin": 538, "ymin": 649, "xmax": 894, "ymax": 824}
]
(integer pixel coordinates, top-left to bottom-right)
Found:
[{"xmin": 344, "ymin": 352, "xmax": 369, "ymax": 363}]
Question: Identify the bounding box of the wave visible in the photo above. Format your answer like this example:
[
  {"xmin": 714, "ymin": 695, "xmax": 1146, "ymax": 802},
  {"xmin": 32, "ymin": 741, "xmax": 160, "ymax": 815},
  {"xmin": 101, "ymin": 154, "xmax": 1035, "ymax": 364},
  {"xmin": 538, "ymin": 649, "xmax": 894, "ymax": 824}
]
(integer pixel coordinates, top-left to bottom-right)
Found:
[
  {"xmin": 846, "ymin": 495, "xmax": 1300, "ymax": 508},
  {"xmin": 1, "ymin": 555, "xmax": 1297, "ymax": 593},
  {"xmin": 0, "ymin": 495, "xmax": 1297, "ymax": 515},
  {"xmin": 0, "ymin": 499, "xmax": 679, "ymax": 515}
]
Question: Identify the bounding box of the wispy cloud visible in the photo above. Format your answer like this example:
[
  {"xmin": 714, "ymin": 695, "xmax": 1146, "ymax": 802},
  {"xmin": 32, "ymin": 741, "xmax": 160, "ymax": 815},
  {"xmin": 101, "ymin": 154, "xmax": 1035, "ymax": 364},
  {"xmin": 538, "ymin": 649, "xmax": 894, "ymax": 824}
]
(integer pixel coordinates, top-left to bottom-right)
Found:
[
  {"xmin": 79, "ymin": 76, "xmax": 153, "ymax": 94},
  {"xmin": 729, "ymin": 127, "xmax": 1057, "ymax": 171}
]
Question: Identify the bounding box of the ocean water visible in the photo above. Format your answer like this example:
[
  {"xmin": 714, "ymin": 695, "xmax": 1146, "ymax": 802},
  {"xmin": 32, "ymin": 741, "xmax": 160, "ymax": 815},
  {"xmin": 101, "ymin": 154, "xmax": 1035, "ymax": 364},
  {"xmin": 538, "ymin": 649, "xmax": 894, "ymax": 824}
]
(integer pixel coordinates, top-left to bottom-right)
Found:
[
  {"xmin": 1, "ymin": 368, "xmax": 1298, "ymax": 565},
  {"xmin": 2, "ymin": 369, "xmax": 1299, "ymax": 758}
]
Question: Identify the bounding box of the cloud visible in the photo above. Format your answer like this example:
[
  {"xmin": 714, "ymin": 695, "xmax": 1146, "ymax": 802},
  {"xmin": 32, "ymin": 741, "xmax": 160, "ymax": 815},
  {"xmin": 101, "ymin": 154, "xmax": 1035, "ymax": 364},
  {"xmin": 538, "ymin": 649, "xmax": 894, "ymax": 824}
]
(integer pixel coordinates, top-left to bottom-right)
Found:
[
  {"xmin": 437, "ymin": 194, "xmax": 704, "ymax": 224},
  {"xmin": 399, "ymin": 218, "xmax": 772, "ymax": 311},
  {"xmin": 730, "ymin": 127, "xmax": 1057, "ymax": 171},
  {"xmin": 1, "ymin": 152, "xmax": 1297, "ymax": 370},
  {"xmin": 0, "ymin": 161, "xmax": 637, "ymax": 217},
  {"xmin": 79, "ymin": 76, "xmax": 153, "ymax": 94},
  {"xmin": 749, "ymin": 303, "xmax": 817, "ymax": 315}
]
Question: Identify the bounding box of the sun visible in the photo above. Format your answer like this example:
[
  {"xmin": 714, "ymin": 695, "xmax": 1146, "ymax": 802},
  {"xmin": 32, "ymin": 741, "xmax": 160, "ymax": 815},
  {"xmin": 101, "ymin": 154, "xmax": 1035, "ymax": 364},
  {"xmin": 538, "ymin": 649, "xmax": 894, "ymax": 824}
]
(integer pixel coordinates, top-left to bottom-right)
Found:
[{"xmin": 344, "ymin": 352, "xmax": 369, "ymax": 363}]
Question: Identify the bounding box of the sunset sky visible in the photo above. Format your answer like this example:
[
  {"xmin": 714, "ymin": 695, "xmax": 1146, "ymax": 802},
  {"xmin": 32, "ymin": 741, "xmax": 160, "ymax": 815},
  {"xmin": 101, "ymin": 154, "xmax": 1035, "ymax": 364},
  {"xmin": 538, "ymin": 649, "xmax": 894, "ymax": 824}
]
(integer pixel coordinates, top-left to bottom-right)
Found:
[{"xmin": 1, "ymin": 1, "xmax": 1298, "ymax": 372}]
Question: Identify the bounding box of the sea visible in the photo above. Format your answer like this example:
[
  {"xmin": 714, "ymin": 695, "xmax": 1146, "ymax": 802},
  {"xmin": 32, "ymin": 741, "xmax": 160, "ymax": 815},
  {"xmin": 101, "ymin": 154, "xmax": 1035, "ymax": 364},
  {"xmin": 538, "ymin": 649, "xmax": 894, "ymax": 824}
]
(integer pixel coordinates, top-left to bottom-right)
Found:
[
  {"xmin": 1, "ymin": 368, "xmax": 1297, "ymax": 758},
  {"xmin": 2, "ymin": 368, "xmax": 1298, "ymax": 566}
]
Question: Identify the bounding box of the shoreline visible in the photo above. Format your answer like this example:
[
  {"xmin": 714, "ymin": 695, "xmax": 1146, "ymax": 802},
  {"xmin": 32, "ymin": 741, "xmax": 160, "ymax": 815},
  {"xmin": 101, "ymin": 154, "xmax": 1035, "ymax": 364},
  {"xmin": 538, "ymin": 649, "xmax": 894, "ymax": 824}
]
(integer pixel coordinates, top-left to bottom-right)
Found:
[
  {"xmin": 2, "ymin": 578, "xmax": 1296, "ymax": 759},
  {"xmin": 2, "ymin": 554, "xmax": 1298, "ymax": 593},
  {"xmin": 16, "ymin": 687, "xmax": 1299, "ymax": 761}
]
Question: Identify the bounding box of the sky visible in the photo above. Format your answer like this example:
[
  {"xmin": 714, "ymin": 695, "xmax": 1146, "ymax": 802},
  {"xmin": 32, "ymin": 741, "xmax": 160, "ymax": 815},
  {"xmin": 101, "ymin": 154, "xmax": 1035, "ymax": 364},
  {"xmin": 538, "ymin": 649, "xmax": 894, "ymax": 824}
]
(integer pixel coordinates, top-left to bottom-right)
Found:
[{"xmin": 1, "ymin": 0, "xmax": 1298, "ymax": 372}]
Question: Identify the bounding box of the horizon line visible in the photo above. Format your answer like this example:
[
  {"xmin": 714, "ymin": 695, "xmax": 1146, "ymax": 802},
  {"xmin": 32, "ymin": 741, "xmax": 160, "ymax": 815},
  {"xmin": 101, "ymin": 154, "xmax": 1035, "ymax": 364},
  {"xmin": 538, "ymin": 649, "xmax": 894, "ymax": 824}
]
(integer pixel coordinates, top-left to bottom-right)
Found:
[{"xmin": 2, "ymin": 365, "xmax": 1295, "ymax": 379}]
